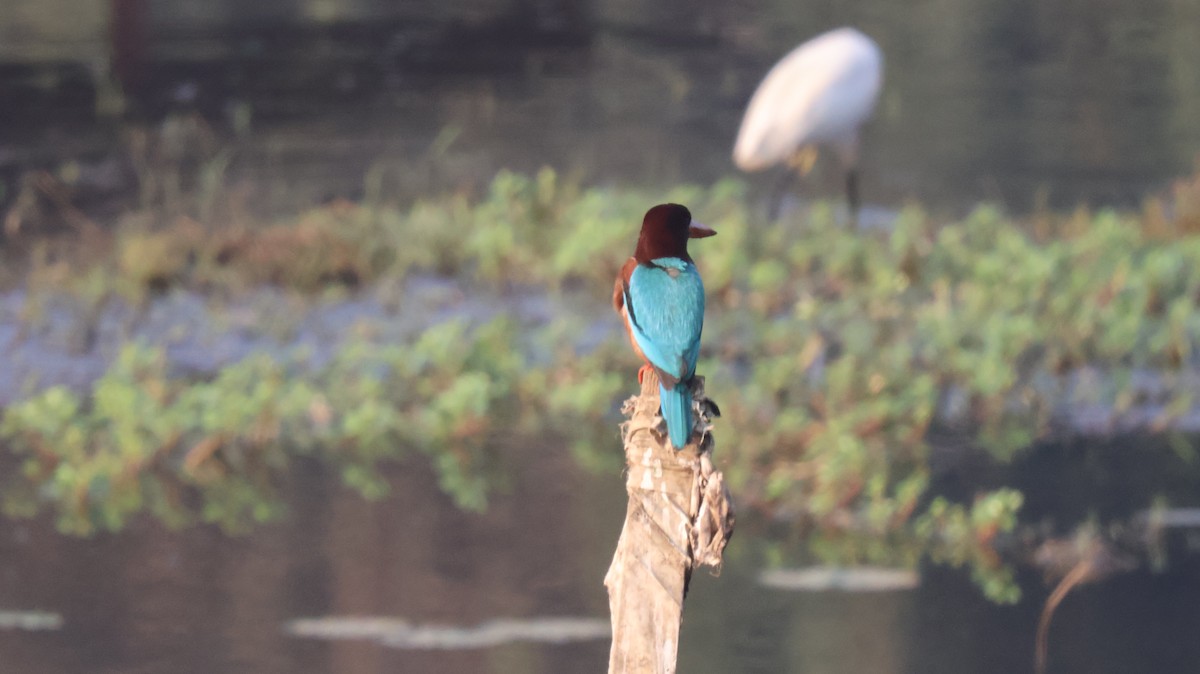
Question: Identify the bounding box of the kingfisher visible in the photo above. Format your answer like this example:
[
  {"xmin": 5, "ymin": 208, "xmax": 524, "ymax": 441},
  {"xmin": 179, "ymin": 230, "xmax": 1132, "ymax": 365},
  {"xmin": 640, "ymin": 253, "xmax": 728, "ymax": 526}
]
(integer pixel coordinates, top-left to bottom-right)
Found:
[{"xmin": 612, "ymin": 204, "xmax": 716, "ymax": 449}]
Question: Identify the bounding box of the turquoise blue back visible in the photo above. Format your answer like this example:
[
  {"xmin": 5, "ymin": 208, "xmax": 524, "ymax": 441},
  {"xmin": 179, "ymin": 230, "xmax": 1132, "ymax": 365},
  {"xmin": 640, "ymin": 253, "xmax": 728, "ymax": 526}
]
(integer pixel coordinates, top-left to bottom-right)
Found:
[{"xmin": 626, "ymin": 257, "xmax": 705, "ymax": 448}]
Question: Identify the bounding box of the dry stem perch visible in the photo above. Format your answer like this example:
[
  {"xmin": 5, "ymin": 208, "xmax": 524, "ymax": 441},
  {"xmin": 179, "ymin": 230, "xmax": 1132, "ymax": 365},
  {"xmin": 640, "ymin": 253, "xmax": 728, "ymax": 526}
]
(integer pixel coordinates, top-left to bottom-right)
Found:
[{"xmin": 605, "ymin": 372, "xmax": 734, "ymax": 674}]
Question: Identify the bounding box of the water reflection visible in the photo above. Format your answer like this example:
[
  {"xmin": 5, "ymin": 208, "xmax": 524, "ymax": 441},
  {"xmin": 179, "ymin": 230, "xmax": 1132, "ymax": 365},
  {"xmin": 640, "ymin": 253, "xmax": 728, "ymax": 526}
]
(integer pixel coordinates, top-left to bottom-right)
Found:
[
  {"xmin": 759, "ymin": 566, "xmax": 919, "ymax": 592},
  {"xmin": 0, "ymin": 438, "xmax": 1198, "ymax": 673},
  {"xmin": 0, "ymin": 448, "xmax": 619, "ymax": 674},
  {"xmin": 286, "ymin": 615, "xmax": 610, "ymax": 649},
  {"xmin": 0, "ymin": 610, "xmax": 63, "ymax": 631}
]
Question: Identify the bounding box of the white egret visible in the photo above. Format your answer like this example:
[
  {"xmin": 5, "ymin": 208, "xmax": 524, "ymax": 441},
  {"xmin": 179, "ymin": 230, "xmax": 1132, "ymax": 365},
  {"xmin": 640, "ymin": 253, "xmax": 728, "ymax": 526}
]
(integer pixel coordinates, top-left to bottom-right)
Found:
[{"xmin": 733, "ymin": 27, "xmax": 883, "ymax": 225}]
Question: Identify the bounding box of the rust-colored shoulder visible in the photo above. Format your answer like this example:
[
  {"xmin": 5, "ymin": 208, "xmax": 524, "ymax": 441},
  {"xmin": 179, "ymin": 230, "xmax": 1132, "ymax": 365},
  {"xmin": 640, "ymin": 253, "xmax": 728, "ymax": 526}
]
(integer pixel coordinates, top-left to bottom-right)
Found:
[{"xmin": 612, "ymin": 257, "xmax": 637, "ymax": 314}]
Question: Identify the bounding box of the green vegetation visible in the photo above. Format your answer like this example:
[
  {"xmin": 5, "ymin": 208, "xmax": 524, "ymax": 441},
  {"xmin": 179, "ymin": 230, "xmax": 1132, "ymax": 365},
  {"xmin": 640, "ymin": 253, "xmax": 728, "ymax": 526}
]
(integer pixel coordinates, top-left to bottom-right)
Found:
[{"xmin": 5, "ymin": 166, "xmax": 1200, "ymax": 602}]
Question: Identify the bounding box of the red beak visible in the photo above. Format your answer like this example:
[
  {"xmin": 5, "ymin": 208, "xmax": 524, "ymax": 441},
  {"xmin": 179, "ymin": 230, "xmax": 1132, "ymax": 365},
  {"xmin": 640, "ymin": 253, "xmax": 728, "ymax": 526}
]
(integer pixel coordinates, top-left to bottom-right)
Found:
[{"xmin": 689, "ymin": 220, "xmax": 717, "ymax": 238}]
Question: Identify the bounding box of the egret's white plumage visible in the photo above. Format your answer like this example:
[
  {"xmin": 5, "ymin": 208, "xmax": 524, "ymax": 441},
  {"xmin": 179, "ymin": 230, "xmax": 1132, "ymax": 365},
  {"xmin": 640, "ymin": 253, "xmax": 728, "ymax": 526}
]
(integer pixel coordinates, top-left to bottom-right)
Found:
[{"xmin": 733, "ymin": 27, "xmax": 883, "ymax": 173}]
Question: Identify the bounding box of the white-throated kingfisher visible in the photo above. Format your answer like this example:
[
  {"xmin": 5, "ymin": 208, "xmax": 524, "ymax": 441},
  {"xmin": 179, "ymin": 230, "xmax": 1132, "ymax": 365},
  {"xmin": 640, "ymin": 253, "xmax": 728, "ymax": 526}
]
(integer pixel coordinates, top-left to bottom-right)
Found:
[{"xmin": 612, "ymin": 204, "xmax": 716, "ymax": 449}]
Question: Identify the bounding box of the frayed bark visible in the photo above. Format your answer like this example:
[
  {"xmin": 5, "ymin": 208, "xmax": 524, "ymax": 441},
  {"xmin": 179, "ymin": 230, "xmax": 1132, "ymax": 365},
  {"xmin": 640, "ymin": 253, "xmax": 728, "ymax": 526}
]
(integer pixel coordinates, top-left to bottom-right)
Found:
[{"xmin": 605, "ymin": 372, "xmax": 734, "ymax": 674}]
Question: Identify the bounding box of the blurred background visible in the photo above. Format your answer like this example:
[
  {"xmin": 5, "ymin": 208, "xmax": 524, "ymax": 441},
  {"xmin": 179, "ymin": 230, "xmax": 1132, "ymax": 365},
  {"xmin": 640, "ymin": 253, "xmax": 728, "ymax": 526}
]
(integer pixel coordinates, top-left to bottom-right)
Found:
[{"xmin": 2, "ymin": 1, "xmax": 1200, "ymax": 673}]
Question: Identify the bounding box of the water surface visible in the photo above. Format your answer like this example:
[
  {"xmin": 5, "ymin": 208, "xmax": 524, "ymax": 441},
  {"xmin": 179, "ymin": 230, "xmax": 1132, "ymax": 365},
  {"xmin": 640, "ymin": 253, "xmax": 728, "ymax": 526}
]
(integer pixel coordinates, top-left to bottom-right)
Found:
[{"xmin": 3, "ymin": 440, "xmax": 1200, "ymax": 674}]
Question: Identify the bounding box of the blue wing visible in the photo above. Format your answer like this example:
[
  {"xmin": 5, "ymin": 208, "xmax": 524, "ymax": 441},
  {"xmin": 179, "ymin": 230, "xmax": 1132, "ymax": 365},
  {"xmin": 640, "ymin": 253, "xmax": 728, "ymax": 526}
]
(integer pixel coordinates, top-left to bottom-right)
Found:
[
  {"xmin": 624, "ymin": 257, "xmax": 705, "ymax": 448},
  {"xmin": 625, "ymin": 258, "xmax": 705, "ymax": 382}
]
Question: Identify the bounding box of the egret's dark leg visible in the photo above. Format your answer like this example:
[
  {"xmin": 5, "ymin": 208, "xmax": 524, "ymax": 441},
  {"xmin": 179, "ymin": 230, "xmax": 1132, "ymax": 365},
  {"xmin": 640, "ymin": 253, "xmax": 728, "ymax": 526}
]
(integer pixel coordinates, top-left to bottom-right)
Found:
[{"xmin": 846, "ymin": 168, "xmax": 860, "ymax": 231}]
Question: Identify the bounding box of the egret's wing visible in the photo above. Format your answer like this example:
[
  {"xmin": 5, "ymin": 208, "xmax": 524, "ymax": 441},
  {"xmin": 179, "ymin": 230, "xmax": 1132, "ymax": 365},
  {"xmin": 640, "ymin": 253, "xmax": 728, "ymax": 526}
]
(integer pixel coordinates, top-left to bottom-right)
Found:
[{"xmin": 734, "ymin": 27, "xmax": 883, "ymax": 169}]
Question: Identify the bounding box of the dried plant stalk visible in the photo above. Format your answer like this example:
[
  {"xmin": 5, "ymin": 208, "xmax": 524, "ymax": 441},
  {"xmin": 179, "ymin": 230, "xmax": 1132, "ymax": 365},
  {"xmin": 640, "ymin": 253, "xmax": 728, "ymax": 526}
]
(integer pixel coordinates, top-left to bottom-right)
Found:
[{"xmin": 605, "ymin": 372, "xmax": 734, "ymax": 674}]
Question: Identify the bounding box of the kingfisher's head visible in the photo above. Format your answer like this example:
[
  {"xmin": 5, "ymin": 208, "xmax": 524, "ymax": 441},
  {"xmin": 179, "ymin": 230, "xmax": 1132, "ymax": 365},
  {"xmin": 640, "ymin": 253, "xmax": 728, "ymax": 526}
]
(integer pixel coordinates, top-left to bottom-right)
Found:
[{"xmin": 634, "ymin": 204, "xmax": 715, "ymax": 263}]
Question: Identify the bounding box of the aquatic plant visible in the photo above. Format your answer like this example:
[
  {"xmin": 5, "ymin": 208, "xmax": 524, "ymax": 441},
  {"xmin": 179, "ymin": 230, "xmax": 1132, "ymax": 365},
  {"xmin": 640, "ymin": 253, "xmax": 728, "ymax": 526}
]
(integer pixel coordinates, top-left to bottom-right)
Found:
[
  {"xmin": 0, "ymin": 318, "xmax": 527, "ymax": 533},
  {"xmin": 7, "ymin": 166, "xmax": 1200, "ymax": 602}
]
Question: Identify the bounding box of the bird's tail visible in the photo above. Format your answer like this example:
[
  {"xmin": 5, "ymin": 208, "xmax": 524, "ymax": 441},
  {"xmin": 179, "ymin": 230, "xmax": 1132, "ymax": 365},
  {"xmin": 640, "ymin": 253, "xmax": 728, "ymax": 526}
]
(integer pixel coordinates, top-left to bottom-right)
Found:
[{"xmin": 658, "ymin": 380, "xmax": 693, "ymax": 449}]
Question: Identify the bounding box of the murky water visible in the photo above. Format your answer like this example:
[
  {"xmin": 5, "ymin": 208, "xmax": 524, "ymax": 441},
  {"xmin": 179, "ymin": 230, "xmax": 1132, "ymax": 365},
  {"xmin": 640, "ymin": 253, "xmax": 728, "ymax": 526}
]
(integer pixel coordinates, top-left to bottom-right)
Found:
[
  {"xmin": 3, "ymin": 437, "xmax": 1200, "ymax": 674},
  {"xmin": 4, "ymin": 2, "xmax": 1200, "ymax": 673}
]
